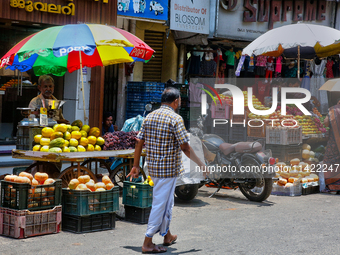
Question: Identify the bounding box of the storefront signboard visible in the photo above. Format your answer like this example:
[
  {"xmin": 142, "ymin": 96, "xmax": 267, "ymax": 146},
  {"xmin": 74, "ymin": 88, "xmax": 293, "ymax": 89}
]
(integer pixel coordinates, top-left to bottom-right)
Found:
[
  {"xmin": 216, "ymin": 0, "xmax": 334, "ymax": 41},
  {"xmin": 117, "ymin": 0, "xmax": 169, "ymax": 21},
  {"xmin": 170, "ymin": 0, "xmax": 210, "ymax": 34}
]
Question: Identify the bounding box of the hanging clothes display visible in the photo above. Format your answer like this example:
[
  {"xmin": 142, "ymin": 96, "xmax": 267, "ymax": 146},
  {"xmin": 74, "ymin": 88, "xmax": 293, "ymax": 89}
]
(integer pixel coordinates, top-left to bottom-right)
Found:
[
  {"xmin": 189, "ymin": 81, "xmax": 205, "ymax": 107},
  {"xmin": 255, "ymin": 55, "xmax": 267, "ymax": 76},
  {"xmin": 225, "ymin": 48, "xmax": 235, "ymax": 78},
  {"xmin": 275, "ymin": 56, "xmax": 283, "ymax": 77},
  {"xmin": 310, "ymin": 59, "xmax": 328, "ymax": 114},
  {"xmin": 326, "ymin": 59, "xmax": 334, "ymax": 78},
  {"xmin": 332, "ymin": 58, "xmax": 339, "ymax": 77},
  {"xmin": 301, "ymin": 60, "xmax": 311, "ymax": 91},
  {"xmin": 265, "ymin": 57, "xmax": 274, "ymax": 82},
  {"xmin": 188, "ymin": 54, "xmax": 201, "ymax": 75},
  {"xmin": 200, "ymin": 59, "xmax": 216, "ymax": 76},
  {"xmin": 248, "ymin": 55, "xmax": 255, "ymax": 73}
]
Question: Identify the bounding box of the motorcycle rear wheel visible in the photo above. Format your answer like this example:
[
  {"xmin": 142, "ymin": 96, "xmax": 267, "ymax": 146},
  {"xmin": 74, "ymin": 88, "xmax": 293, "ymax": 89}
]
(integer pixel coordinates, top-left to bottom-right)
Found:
[
  {"xmin": 238, "ymin": 158, "xmax": 273, "ymax": 202},
  {"xmin": 239, "ymin": 177, "xmax": 273, "ymax": 202}
]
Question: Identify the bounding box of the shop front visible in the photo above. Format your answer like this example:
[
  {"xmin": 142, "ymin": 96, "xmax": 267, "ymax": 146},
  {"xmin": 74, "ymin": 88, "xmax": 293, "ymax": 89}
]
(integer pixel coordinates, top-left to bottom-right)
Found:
[{"xmin": 0, "ymin": 0, "xmax": 117, "ymax": 151}]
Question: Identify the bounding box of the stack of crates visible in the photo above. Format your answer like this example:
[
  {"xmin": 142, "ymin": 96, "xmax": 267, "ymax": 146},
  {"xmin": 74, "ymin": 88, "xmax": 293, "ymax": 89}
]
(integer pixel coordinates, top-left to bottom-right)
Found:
[
  {"xmin": 0, "ymin": 178, "xmax": 62, "ymax": 238},
  {"xmin": 126, "ymin": 82, "xmax": 165, "ymax": 119},
  {"xmin": 265, "ymin": 126, "xmax": 303, "ymax": 163},
  {"xmin": 122, "ymin": 181, "xmax": 153, "ymax": 224},
  {"xmin": 62, "ymin": 187, "xmax": 119, "ymax": 233}
]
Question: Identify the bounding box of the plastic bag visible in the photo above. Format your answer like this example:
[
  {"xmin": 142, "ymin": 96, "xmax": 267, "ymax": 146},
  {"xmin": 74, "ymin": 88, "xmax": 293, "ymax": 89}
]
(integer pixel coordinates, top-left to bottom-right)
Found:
[{"xmin": 121, "ymin": 115, "xmax": 144, "ymax": 132}]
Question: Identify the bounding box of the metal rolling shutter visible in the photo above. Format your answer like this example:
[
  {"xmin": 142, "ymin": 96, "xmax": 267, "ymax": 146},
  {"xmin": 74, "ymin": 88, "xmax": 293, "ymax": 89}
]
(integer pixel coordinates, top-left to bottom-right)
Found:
[{"xmin": 143, "ymin": 30, "xmax": 164, "ymax": 82}]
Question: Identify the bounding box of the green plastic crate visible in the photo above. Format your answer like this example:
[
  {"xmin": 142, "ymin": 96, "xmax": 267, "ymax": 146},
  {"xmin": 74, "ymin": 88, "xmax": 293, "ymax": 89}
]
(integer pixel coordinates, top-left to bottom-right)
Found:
[
  {"xmin": 62, "ymin": 212, "xmax": 116, "ymax": 233},
  {"xmin": 12, "ymin": 167, "xmax": 28, "ymax": 175},
  {"xmin": 62, "ymin": 187, "xmax": 119, "ymax": 216},
  {"xmin": 0, "ymin": 180, "xmax": 62, "ymax": 211},
  {"xmin": 122, "ymin": 181, "xmax": 153, "ymax": 208}
]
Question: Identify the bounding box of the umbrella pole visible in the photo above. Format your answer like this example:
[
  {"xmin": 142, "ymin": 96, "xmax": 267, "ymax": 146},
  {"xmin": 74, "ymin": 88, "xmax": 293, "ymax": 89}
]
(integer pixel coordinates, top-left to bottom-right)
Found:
[
  {"xmin": 298, "ymin": 45, "xmax": 300, "ymax": 79},
  {"xmin": 79, "ymin": 50, "xmax": 87, "ymax": 124}
]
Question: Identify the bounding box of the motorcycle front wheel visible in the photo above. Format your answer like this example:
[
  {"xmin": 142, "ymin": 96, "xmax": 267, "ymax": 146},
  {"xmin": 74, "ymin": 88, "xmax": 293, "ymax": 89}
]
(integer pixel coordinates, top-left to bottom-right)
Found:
[{"xmin": 238, "ymin": 159, "xmax": 273, "ymax": 202}]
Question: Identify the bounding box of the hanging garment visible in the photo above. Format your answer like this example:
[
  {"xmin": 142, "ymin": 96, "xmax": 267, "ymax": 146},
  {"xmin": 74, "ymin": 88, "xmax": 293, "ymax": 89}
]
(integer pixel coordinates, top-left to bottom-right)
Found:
[
  {"xmin": 326, "ymin": 59, "xmax": 334, "ymax": 78},
  {"xmin": 310, "ymin": 59, "xmax": 328, "ymax": 114},
  {"xmin": 225, "ymin": 50, "xmax": 235, "ymax": 66},
  {"xmin": 301, "ymin": 60, "xmax": 311, "ymax": 91},
  {"xmin": 200, "ymin": 60, "xmax": 217, "ymax": 76},
  {"xmin": 188, "ymin": 55, "xmax": 201, "ymax": 75},
  {"xmin": 332, "ymin": 60, "xmax": 339, "ymax": 78},
  {"xmin": 189, "ymin": 82, "xmax": 205, "ymax": 107},
  {"xmin": 275, "ymin": 56, "xmax": 283, "ymax": 77},
  {"xmin": 248, "ymin": 55, "xmax": 255, "ymax": 72},
  {"xmin": 255, "ymin": 56, "xmax": 267, "ymax": 67}
]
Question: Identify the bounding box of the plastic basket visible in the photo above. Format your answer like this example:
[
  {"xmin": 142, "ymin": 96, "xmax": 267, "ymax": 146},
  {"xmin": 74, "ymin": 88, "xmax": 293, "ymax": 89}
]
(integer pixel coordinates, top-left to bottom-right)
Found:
[
  {"xmin": 271, "ymin": 183, "xmax": 302, "ymax": 196},
  {"xmin": 210, "ymin": 104, "xmax": 230, "ymax": 119},
  {"xmin": 124, "ymin": 205, "xmax": 151, "ymax": 224},
  {"xmin": 229, "ymin": 125, "xmax": 247, "ymax": 143},
  {"xmin": 247, "ymin": 120, "xmax": 266, "ymax": 137},
  {"xmin": 127, "ymin": 82, "xmax": 145, "ymax": 92},
  {"xmin": 1, "ymin": 180, "xmax": 62, "ymax": 211},
  {"xmin": 62, "ymin": 187, "xmax": 119, "ymax": 216},
  {"xmin": 12, "ymin": 167, "xmax": 28, "ymax": 176},
  {"xmin": 62, "ymin": 212, "xmax": 116, "ymax": 233},
  {"xmin": 229, "ymin": 106, "xmax": 248, "ymax": 123},
  {"xmin": 126, "ymin": 92, "xmax": 150, "ymax": 101},
  {"xmin": 122, "ymin": 181, "xmax": 153, "ymax": 208},
  {"xmin": 126, "ymin": 102, "xmax": 146, "ymax": 112},
  {"xmin": 149, "ymin": 92, "xmax": 162, "ymax": 102},
  {"xmin": 266, "ymin": 144, "xmax": 302, "ymax": 163},
  {"xmin": 0, "ymin": 206, "xmax": 61, "ymax": 239},
  {"xmin": 266, "ymin": 127, "xmax": 302, "ymax": 145}
]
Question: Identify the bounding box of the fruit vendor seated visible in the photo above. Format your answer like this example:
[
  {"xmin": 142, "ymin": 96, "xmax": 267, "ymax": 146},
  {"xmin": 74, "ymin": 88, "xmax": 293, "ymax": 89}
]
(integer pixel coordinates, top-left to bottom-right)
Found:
[{"xmin": 28, "ymin": 75, "xmax": 69, "ymax": 124}]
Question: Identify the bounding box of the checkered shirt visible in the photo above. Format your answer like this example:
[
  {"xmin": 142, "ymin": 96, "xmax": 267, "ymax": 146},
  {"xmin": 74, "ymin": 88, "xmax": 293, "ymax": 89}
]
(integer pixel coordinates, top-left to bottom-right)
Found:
[{"xmin": 137, "ymin": 105, "xmax": 189, "ymax": 178}]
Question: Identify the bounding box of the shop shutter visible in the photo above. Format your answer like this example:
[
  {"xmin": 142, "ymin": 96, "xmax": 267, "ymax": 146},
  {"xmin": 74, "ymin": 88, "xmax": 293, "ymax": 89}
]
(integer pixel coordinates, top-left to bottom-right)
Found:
[{"xmin": 143, "ymin": 31, "xmax": 164, "ymax": 82}]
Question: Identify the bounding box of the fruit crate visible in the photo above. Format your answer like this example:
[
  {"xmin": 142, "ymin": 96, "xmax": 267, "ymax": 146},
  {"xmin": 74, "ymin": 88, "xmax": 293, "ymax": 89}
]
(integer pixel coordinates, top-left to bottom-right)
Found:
[
  {"xmin": 16, "ymin": 127, "xmax": 43, "ymax": 151},
  {"xmin": 229, "ymin": 106, "xmax": 249, "ymax": 123},
  {"xmin": 126, "ymin": 102, "xmax": 146, "ymax": 111},
  {"xmin": 301, "ymin": 183, "xmax": 319, "ymax": 195},
  {"xmin": 247, "ymin": 136, "xmax": 265, "ymax": 150},
  {"xmin": 149, "ymin": 92, "xmax": 162, "ymax": 102},
  {"xmin": 124, "ymin": 205, "xmax": 151, "ymax": 224},
  {"xmin": 271, "ymin": 183, "xmax": 302, "ymax": 196},
  {"xmin": 0, "ymin": 206, "xmax": 61, "ymax": 239},
  {"xmin": 1, "ymin": 180, "xmax": 62, "ymax": 211},
  {"xmin": 62, "ymin": 187, "xmax": 119, "ymax": 216},
  {"xmin": 266, "ymin": 127, "xmax": 302, "ymax": 145},
  {"xmin": 179, "ymin": 107, "xmax": 190, "ymax": 121},
  {"xmin": 122, "ymin": 181, "xmax": 153, "ymax": 208},
  {"xmin": 211, "ymin": 125, "xmax": 229, "ymax": 143},
  {"xmin": 210, "ymin": 104, "xmax": 230, "ymax": 119},
  {"xmin": 12, "ymin": 167, "xmax": 27, "ymax": 176},
  {"xmin": 127, "ymin": 82, "xmax": 146, "ymax": 92},
  {"xmin": 265, "ymin": 144, "xmax": 302, "ymax": 163},
  {"xmin": 126, "ymin": 92, "xmax": 150, "ymax": 102},
  {"xmin": 247, "ymin": 120, "xmax": 267, "ymax": 137},
  {"xmin": 229, "ymin": 124, "xmax": 247, "ymax": 143},
  {"xmin": 189, "ymin": 107, "xmax": 201, "ymax": 121},
  {"xmin": 62, "ymin": 212, "xmax": 116, "ymax": 233}
]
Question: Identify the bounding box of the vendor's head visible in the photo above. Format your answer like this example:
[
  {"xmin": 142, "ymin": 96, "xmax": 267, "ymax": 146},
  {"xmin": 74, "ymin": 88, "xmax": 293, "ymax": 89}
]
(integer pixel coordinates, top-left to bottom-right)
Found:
[
  {"xmin": 103, "ymin": 111, "xmax": 113, "ymax": 128},
  {"xmin": 162, "ymin": 87, "xmax": 181, "ymax": 112},
  {"xmin": 38, "ymin": 75, "xmax": 54, "ymax": 99},
  {"xmin": 287, "ymin": 78, "xmax": 301, "ymax": 87}
]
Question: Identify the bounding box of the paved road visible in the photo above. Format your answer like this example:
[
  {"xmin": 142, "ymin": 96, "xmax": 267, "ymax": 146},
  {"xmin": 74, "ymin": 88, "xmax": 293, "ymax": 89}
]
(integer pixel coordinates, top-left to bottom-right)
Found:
[{"xmin": 1, "ymin": 186, "xmax": 340, "ymax": 255}]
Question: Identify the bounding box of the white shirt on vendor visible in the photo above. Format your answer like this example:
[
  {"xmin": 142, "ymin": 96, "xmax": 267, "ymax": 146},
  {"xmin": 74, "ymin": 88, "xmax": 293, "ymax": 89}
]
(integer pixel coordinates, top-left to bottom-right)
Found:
[{"xmin": 28, "ymin": 94, "xmax": 64, "ymax": 121}]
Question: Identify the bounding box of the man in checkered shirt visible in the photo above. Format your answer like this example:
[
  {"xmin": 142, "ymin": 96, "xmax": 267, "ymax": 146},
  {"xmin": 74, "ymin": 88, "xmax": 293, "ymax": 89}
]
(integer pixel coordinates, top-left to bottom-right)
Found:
[{"xmin": 128, "ymin": 87, "xmax": 205, "ymax": 254}]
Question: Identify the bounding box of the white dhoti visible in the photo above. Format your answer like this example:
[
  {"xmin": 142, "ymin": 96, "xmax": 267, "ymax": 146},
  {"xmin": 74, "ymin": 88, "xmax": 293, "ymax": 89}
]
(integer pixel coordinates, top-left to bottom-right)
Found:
[{"xmin": 145, "ymin": 177, "xmax": 177, "ymax": 238}]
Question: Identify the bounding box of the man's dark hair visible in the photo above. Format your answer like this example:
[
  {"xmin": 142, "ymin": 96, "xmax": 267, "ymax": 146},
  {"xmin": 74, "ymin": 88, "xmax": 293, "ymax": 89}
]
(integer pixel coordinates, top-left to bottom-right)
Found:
[
  {"xmin": 103, "ymin": 111, "xmax": 113, "ymax": 121},
  {"xmin": 161, "ymin": 87, "xmax": 180, "ymax": 103}
]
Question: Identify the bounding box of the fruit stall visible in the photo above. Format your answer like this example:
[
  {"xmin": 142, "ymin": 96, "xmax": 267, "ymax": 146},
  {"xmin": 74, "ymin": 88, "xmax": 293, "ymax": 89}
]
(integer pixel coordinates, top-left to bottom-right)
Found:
[{"xmin": 210, "ymin": 91, "xmax": 329, "ymax": 196}]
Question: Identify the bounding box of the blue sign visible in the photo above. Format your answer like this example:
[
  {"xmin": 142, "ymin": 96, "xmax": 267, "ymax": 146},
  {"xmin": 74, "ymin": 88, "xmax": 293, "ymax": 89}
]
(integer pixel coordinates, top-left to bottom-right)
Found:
[{"xmin": 117, "ymin": 0, "xmax": 169, "ymax": 21}]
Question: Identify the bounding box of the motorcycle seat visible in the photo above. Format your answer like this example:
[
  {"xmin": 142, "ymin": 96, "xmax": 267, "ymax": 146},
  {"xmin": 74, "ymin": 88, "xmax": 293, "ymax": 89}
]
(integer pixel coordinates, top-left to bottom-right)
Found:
[
  {"xmin": 219, "ymin": 143, "xmax": 235, "ymax": 155},
  {"xmin": 234, "ymin": 142, "xmax": 262, "ymax": 153}
]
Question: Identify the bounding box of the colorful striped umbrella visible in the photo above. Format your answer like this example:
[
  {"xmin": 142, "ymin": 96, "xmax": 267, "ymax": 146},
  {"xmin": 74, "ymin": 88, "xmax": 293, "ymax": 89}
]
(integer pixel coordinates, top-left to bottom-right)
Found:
[{"xmin": 0, "ymin": 24, "xmax": 154, "ymax": 76}]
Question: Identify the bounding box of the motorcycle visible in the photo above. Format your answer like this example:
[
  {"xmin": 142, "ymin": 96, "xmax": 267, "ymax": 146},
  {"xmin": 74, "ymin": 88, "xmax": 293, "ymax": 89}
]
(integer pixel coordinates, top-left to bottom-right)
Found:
[{"xmin": 190, "ymin": 116, "xmax": 276, "ymax": 202}]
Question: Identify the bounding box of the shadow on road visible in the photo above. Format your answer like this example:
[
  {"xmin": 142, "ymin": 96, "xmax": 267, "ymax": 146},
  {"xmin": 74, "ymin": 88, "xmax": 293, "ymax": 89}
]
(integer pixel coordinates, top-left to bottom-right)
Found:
[
  {"xmin": 198, "ymin": 189, "xmax": 275, "ymax": 207},
  {"xmin": 122, "ymin": 245, "xmax": 202, "ymax": 254},
  {"xmin": 174, "ymin": 196, "xmax": 210, "ymax": 207}
]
